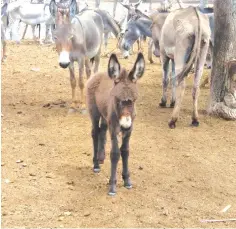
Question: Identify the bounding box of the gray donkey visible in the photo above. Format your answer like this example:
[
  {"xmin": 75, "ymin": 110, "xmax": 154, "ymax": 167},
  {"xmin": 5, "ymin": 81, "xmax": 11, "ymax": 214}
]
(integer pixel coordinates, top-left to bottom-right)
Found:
[
  {"xmin": 159, "ymin": 6, "xmax": 211, "ymax": 128},
  {"xmin": 86, "ymin": 53, "xmax": 145, "ymax": 195},
  {"xmin": 50, "ymin": 0, "xmax": 104, "ymax": 112}
]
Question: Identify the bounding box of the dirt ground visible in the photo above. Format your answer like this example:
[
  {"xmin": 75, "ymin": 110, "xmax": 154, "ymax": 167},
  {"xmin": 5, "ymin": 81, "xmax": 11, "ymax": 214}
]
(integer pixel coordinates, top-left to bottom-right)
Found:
[{"xmin": 1, "ymin": 39, "xmax": 236, "ymax": 228}]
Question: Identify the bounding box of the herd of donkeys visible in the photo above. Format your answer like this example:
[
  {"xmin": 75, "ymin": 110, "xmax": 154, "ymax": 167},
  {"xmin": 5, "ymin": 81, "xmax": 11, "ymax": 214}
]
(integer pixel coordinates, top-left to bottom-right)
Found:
[{"xmin": 2, "ymin": 0, "xmax": 216, "ymax": 195}]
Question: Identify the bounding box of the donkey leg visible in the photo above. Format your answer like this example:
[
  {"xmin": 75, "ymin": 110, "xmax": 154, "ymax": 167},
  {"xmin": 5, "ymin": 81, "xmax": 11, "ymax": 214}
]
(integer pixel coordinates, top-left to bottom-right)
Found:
[
  {"xmin": 91, "ymin": 111, "xmax": 101, "ymax": 172},
  {"xmin": 31, "ymin": 25, "xmax": 37, "ymax": 41},
  {"xmin": 97, "ymin": 117, "xmax": 108, "ymax": 164},
  {"xmin": 170, "ymin": 60, "xmax": 176, "ymax": 108},
  {"xmin": 169, "ymin": 39, "xmax": 193, "ymax": 128},
  {"xmin": 78, "ymin": 59, "xmax": 86, "ymax": 112},
  {"xmin": 169, "ymin": 54, "xmax": 187, "ymax": 128},
  {"xmin": 159, "ymin": 55, "xmax": 170, "ymax": 107},
  {"xmin": 103, "ymin": 32, "xmax": 109, "ymax": 55},
  {"xmin": 148, "ymin": 38, "xmax": 154, "ymax": 64},
  {"xmin": 22, "ymin": 24, "xmax": 28, "ymax": 40},
  {"xmin": 69, "ymin": 63, "xmax": 77, "ymax": 112},
  {"xmin": 108, "ymin": 131, "xmax": 120, "ymax": 196},
  {"xmin": 85, "ymin": 58, "xmax": 92, "ymax": 79},
  {"xmin": 93, "ymin": 52, "xmax": 101, "ymax": 74},
  {"xmin": 192, "ymin": 41, "xmax": 209, "ymax": 126},
  {"xmin": 120, "ymin": 129, "xmax": 132, "ymax": 189}
]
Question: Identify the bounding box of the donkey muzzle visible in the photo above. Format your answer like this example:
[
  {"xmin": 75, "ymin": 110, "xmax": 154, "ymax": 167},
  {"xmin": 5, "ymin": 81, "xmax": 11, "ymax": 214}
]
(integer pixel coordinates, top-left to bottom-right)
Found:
[{"xmin": 59, "ymin": 51, "xmax": 70, "ymax": 68}]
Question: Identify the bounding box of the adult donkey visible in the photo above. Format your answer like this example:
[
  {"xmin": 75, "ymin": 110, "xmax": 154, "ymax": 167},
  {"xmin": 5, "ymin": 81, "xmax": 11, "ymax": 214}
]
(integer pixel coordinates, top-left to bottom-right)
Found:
[
  {"xmin": 6, "ymin": 1, "xmax": 54, "ymax": 44},
  {"xmin": 159, "ymin": 6, "xmax": 211, "ymax": 128},
  {"xmin": 86, "ymin": 52, "xmax": 145, "ymax": 195},
  {"xmin": 50, "ymin": 0, "xmax": 104, "ymax": 112}
]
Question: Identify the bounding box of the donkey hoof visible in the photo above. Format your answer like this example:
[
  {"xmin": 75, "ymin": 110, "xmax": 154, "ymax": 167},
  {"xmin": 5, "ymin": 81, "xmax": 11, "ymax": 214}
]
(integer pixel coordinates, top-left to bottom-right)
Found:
[
  {"xmin": 168, "ymin": 120, "xmax": 176, "ymax": 129},
  {"xmin": 108, "ymin": 191, "xmax": 116, "ymax": 196},
  {"xmin": 169, "ymin": 101, "xmax": 175, "ymax": 108},
  {"xmin": 108, "ymin": 187, "xmax": 116, "ymax": 196},
  {"xmin": 159, "ymin": 101, "xmax": 167, "ymax": 108},
  {"xmin": 93, "ymin": 167, "xmax": 100, "ymax": 173},
  {"xmin": 191, "ymin": 119, "xmax": 199, "ymax": 127},
  {"xmin": 124, "ymin": 182, "xmax": 132, "ymax": 189}
]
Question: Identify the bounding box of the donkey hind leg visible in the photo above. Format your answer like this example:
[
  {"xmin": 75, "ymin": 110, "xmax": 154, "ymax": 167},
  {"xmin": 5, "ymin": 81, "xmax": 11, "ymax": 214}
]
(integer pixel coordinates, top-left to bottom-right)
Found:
[
  {"xmin": 97, "ymin": 117, "xmax": 108, "ymax": 164},
  {"xmin": 68, "ymin": 62, "xmax": 78, "ymax": 113},
  {"xmin": 91, "ymin": 109, "xmax": 101, "ymax": 173},
  {"xmin": 159, "ymin": 54, "xmax": 170, "ymax": 107},
  {"xmin": 109, "ymin": 131, "xmax": 120, "ymax": 196},
  {"xmin": 192, "ymin": 41, "xmax": 209, "ymax": 127},
  {"xmin": 120, "ymin": 129, "xmax": 132, "ymax": 189},
  {"xmin": 168, "ymin": 42, "xmax": 192, "ymax": 128},
  {"xmin": 78, "ymin": 59, "xmax": 86, "ymax": 113},
  {"xmin": 170, "ymin": 59, "xmax": 176, "ymax": 108}
]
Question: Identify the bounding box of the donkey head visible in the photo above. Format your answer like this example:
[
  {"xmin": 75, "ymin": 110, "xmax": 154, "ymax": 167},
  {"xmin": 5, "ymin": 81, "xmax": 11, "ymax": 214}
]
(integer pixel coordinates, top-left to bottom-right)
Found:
[
  {"xmin": 108, "ymin": 53, "xmax": 145, "ymax": 130},
  {"xmin": 121, "ymin": 20, "xmax": 140, "ymax": 51},
  {"xmin": 49, "ymin": 0, "xmax": 78, "ymax": 21},
  {"xmin": 53, "ymin": 23, "xmax": 74, "ymax": 68}
]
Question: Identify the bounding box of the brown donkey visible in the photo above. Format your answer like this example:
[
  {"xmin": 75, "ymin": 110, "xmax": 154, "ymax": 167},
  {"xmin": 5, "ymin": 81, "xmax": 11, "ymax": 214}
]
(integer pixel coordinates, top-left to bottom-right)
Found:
[{"xmin": 86, "ymin": 53, "xmax": 145, "ymax": 195}]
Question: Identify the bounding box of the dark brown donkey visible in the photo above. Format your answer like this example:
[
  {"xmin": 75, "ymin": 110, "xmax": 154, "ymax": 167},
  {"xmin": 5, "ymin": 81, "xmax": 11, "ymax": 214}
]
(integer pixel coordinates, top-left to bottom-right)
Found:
[{"xmin": 86, "ymin": 53, "xmax": 145, "ymax": 196}]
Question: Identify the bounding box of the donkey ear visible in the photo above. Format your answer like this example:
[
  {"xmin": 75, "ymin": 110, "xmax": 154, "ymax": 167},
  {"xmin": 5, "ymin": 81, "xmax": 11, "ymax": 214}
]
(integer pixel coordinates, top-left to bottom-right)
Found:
[
  {"xmin": 49, "ymin": 0, "xmax": 57, "ymax": 18},
  {"xmin": 129, "ymin": 52, "xmax": 145, "ymax": 82},
  {"xmin": 69, "ymin": 0, "xmax": 78, "ymax": 17},
  {"xmin": 134, "ymin": 0, "xmax": 142, "ymax": 8},
  {"xmin": 108, "ymin": 53, "xmax": 121, "ymax": 80}
]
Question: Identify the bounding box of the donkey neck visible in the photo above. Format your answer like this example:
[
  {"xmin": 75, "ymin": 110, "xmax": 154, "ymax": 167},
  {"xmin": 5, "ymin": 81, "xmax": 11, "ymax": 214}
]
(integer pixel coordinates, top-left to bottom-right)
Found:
[{"xmin": 136, "ymin": 18, "xmax": 152, "ymax": 37}]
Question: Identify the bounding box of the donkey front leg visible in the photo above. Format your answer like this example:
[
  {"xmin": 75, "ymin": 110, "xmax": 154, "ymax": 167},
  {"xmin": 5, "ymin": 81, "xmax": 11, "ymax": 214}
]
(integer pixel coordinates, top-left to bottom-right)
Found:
[
  {"xmin": 69, "ymin": 63, "xmax": 77, "ymax": 112},
  {"xmin": 120, "ymin": 129, "xmax": 132, "ymax": 189},
  {"xmin": 78, "ymin": 59, "xmax": 86, "ymax": 113},
  {"xmin": 108, "ymin": 131, "xmax": 120, "ymax": 196}
]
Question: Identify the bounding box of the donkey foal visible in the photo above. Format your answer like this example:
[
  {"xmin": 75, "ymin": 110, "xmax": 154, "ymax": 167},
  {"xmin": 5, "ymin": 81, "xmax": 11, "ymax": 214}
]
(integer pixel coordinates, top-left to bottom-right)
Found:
[{"xmin": 86, "ymin": 53, "xmax": 145, "ymax": 196}]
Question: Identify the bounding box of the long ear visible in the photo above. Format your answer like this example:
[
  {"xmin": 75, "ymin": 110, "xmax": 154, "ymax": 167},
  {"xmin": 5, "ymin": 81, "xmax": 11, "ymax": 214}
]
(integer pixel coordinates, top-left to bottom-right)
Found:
[
  {"xmin": 108, "ymin": 53, "xmax": 121, "ymax": 80},
  {"xmin": 129, "ymin": 52, "xmax": 145, "ymax": 82},
  {"xmin": 119, "ymin": 2, "xmax": 130, "ymax": 10},
  {"xmin": 49, "ymin": 0, "xmax": 57, "ymax": 18},
  {"xmin": 69, "ymin": 0, "xmax": 78, "ymax": 17},
  {"xmin": 133, "ymin": 0, "xmax": 142, "ymax": 8}
]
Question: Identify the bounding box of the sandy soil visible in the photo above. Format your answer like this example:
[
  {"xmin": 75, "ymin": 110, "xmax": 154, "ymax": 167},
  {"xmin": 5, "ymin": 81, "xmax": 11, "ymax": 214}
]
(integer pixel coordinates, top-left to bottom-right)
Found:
[{"xmin": 1, "ymin": 39, "xmax": 236, "ymax": 228}]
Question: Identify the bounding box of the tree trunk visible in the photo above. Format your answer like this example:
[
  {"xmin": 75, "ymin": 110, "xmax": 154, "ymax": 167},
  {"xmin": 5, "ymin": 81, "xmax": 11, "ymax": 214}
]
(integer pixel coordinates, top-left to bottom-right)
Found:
[
  {"xmin": 200, "ymin": 0, "xmax": 208, "ymax": 10},
  {"xmin": 208, "ymin": 0, "xmax": 236, "ymax": 120}
]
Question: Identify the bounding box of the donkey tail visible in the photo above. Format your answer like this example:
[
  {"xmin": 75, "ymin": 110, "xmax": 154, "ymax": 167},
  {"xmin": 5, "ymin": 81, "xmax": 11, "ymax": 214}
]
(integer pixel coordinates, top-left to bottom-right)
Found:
[{"xmin": 177, "ymin": 7, "xmax": 202, "ymax": 84}]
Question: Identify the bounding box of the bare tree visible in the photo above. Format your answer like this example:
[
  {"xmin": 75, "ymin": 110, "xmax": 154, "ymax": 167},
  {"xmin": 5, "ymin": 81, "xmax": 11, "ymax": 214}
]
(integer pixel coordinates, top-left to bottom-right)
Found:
[{"xmin": 208, "ymin": 0, "xmax": 236, "ymax": 120}]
